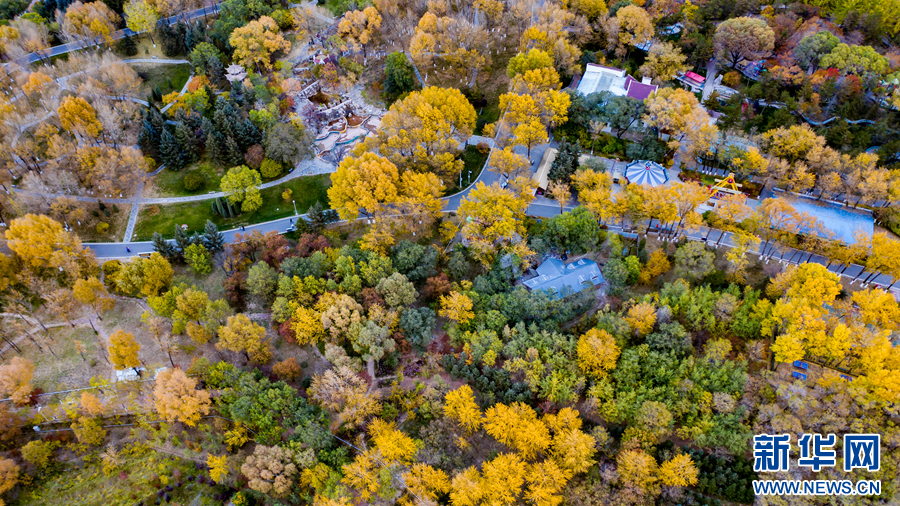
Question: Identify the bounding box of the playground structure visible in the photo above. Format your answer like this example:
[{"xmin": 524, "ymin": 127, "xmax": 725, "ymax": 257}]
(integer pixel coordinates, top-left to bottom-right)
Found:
[{"xmin": 707, "ymin": 172, "xmax": 746, "ymax": 199}]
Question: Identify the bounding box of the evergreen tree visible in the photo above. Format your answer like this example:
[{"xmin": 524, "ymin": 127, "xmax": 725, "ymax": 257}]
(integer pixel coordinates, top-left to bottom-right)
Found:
[
  {"xmin": 140, "ymin": 120, "xmax": 159, "ymax": 154},
  {"xmin": 175, "ymin": 121, "xmax": 198, "ymax": 163},
  {"xmin": 243, "ymin": 118, "xmax": 262, "ymax": 146},
  {"xmin": 214, "ymin": 103, "xmax": 236, "ymax": 138},
  {"xmin": 202, "ymin": 220, "xmax": 225, "ymax": 253},
  {"xmin": 208, "ymin": 55, "xmax": 225, "ymax": 85},
  {"xmin": 225, "ymin": 136, "xmax": 244, "ymax": 166},
  {"xmin": 231, "ymin": 80, "xmax": 244, "ymax": 105},
  {"xmin": 159, "ymin": 128, "xmax": 186, "ymax": 170},
  {"xmin": 152, "ymin": 232, "xmax": 177, "ymax": 259},
  {"xmin": 173, "ymin": 224, "xmax": 191, "ymax": 257},
  {"xmin": 207, "ymin": 131, "xmax": 226, "ymax": 166},
  {"xmin": 149, "ymin": 107, "xmax": 166, "ymax": 134},
  {"xmin": 120, "ymin": 33, "xmax": 138, "ymax": 56},
  {"xmin": 153, "ymin": 85, "xmax": 163, "ymax": 102},
  {"xmin": 307, "ymin": 201, "xmax": 335, "ymax": 234},
  {"xmin": 200, "ymin": 117, "xmax": 214, "ymax": 141},
  {"xmin": 548, "ymin": 138, "xmax": 581, "ymax": 183},
  {"xmin": 234, "ymin": 119, "xmax": 251, "ymax": 151}
]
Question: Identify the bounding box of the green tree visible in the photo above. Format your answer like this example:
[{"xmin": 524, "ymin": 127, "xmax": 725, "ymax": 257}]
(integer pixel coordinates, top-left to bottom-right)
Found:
[
  {"xmin": 602, "ymin": 258, "xmax": 631, "ymax": 295},
  {"xmin": 190, "ymin": 42, "xmax": 225, "ymax": 74},
  {"xmin": 201, "ymin": 220, "xmax": 225, "ymax": 253},
  {"xmin": 819, "ymin": 43, "xmax": 889, "ymax": 76},
  {"xmin": 123, "ymin": 0, "xmax": 158, "ymax": 44},
  {"xmin": 713, "ymin": 17, "xmax": 775, "ymax": 68},
  {"xmin": 220, "ymin": 165, "xmax": 263, "ymax": 213},
  {"xmin": 794, "ymin": 31, "xmax": 839, "ymax": 71},
  {"xmin": 383, "ymin": 51, "xmax": 417, "ymax": 103},
  {"xmin": 184, "ymin": 243, "xmax": 212, "ymax": 275},
  {"xmin": 672, "ymin": 242, "xmax": 715, "ymax": 281},
  {"xmin": 265, "ymin": 122, "xmax": 313, "ymax": 166},
  {"xmin": 247, "ymin": 261, "xmax": 279, "ymax": 302},
  {"xmin": 399, "ymin": 307, "xmax": 435, "ymax": 350},
  {"xmin": 375, "ymin": 272, "xmax": 417, "ymax": 308}
]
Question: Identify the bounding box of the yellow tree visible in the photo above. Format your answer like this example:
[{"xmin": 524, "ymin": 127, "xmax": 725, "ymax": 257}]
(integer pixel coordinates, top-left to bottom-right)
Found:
[
  {"xmin": 638, "ymin": 249, "xmax": 671, "ymax": 285},
  {"xmin": 638, "ymin": 42, "xmax": 688, "ymax": 83},
  {"xmin": 327, "ymin": 152, "xmax": 400, "ymax": 220},
  {"xmin": 230, "ymin": 16, "xmax": 291, "ymax": 72},
  {"xmin": 444, "ymin": 385, "xmax": 482, "ymax": 434},
  {"xmin": 73, "ymin": 276, "xmax": 115, "ymax": 322},
  {"xmin": 108, "ymin": 329, "xmax": 140, "ymax": 371},
  {"xmin": 220, "ymin": 165, "xmax": 263, "ymax": 213},
  {"xmin": 291, "ymin": 306, "xmax": 325, "ymax": 345},
  {"xmin": 365, "ymin": 86, "xmax": 476, "ymax": 175},
  {"xmin": 403, "ymin": 464, "xmax": 451, "ymax": 504},
  {"xmin": 438, "ymin": 291, "xmax": 475, "ymax": 325},
  {"xmin": 572, "ymin": 169, "xmax": 615, "ymax": 222},
  {"xmin": 308, "ymin": 366, "xmax": 381, "ymax": 430},
  {"xmin": 513, "ymin": 119, "xmax": 546, "ymax": 158},
  {"xmin": 484, "ymin": 402, "xmax": 551, "ymax": 459},
  {"xmin": 152, "ymin": 368, "xmax": 212, "ymax": 426},
  {"xmin": 482, "ymin": 453, "xmax": 528, "ymax": 504},
  {"xmin": 644, "ymin": 88, "xmax": 716, "ymax": 156},
  {"xmin": 0, "ymin": 357, "xmax": 34, "ymax": 405},
  {"xmin": 123, "ymin": 0, "xmax": 159, "ymax": 44},
  {"xmin": 616, "ymin": 449, "xmax": 659, "ymax": 495},
  {"xmin": 659, "ymin": 454, "xmax": 699, "ymax": 487},
  {"xmin": 58, "ymin": 96, "xmax": 103, "ymax": 140},
  {"xmin": 458, "ymin": 182, "xmax": 533, "ymax": 265},
  {"xmin": 625, "ymin": 302, "xmax": 657, "ymax": 336},
  {"xmin": 577, "ymin": 328, "xmax": 620, "ymax": 379},
  {"xmin": 337, "ymin": 7, "xmax": 381, "ymax": 58},
  {"xmin": 604, "ymin": 5, "xmax": 654, "ymax": 58},
  {"xmin": 524, "ymin": 460, "xmax": 568, "ymax": 506},
  {"xmin": 492, "ymin": 147, "xmax": 531, "ymax": 181},
  {"xmin": 207, "ymin": 454, "xmax": 230, "ymax": 484},
  {"xmin": 62, "ymin": 1, "xmax": 120, "ymax": 47},
  {"xmin": 5, "ymin": 214, "xmax": 93, "ymax": 275},
  {"xmin": 217, "ymin": 314, "xmax": 272, "ymax": 364}
]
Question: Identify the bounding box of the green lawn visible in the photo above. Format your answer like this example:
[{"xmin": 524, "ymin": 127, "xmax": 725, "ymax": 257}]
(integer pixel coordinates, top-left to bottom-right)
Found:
[
  {"xmin": 148, "ymin": 163, "xmax": 224, "ymax": 197},
  {"xmin": 444, "ymin": 145, "xmax": 489, "ymax": 195},
  {"xmin": 132, "ymin": 174, "xmax": 331, "ymax": 240},
  {"xmin": 134, "ymin": 63, "xmax": 192, "ymax": 99},
  {"xmin": 14, "ymin": 450, "xmax": 224, "ymax": 506}
]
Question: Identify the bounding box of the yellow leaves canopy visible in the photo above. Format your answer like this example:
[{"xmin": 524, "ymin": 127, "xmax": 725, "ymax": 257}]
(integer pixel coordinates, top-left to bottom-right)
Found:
[
  {"xmin": 108, "ymin": 329, "xmax": 141, "ymax": 371},
  {"xmin": 484, "ymin": 402, "xmax": 551, "ymax": 459},
  {"xmin": 438, "ymin": 291, "xmax": 475, "ymax": 324},
  {"xmin": 658, "ymin": 454, "xmax": 699, "ymax": 487},
  {"xmin": 152, "ymin": 368, "xmax": 211, "ymax": 427},
  {"xmin": 443, "ymin": 384, "xmax": 482, "ymax": 433},
  {"xmin": 230, "ymin": 16, "xmax": 291, "ymax": 71},
  {"xmin": 577, "ymin": 328, "xmax": 620, "ymax": 379}
]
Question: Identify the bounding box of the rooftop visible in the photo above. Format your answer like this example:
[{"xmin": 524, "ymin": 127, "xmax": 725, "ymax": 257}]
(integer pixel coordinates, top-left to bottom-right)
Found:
[
  {"xmin": 523, "ymin": 258, "xmax": 604, "ymax": 298},
  {"xmin": 576, "ymin": 64, "xmax": 658, "ymax": 101}
]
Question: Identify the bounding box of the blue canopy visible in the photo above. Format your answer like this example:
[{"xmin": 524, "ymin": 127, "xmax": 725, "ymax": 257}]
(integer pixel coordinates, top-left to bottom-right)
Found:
[{"xmin": 624, "ymin": 160, "xmax": 668, "ymax": 187}]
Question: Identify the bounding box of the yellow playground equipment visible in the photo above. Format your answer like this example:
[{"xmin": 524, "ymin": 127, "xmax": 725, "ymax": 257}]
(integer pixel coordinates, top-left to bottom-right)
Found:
[{"xmin": 708, "ymin": 172, "xmax": 745, "ymax": 199}]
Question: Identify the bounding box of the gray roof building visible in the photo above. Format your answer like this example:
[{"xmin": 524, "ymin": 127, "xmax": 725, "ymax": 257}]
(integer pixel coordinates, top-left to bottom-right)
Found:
[{"xmin": 523, "ymin": 258, "xmax": 604, "ymax": 298}]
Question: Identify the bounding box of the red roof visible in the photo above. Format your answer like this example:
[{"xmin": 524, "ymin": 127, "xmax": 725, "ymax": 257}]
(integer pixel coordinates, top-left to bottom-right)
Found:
[{"xmin": 685, "ymin": 71, "xmax": 705, "ymax": 83}]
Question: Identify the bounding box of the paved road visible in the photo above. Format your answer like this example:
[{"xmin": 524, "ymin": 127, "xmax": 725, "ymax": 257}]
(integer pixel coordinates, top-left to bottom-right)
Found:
[{"xmin": 10, "ymin": 4, "xmax": 221, "ymax": 66}]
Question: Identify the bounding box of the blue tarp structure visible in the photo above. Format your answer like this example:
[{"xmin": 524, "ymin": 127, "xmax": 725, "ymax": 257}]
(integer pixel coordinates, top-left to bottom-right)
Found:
[
  {"xmin": 523, "ymin": 258, "xmax": 604, "ymax": 299},
  {"xmin": 624, "ymin": 160, "xmax": 668, "ymax": 187}
]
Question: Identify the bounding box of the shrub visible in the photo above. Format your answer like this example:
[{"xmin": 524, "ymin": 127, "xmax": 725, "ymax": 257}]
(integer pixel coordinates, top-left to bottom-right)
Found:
[
  {"xmin": 260, "ymin": 158, "xmax": 283, "ymax": 179},
  {"xmin": 272, "ymin": 357, "xmax": 302, "ymax": 380},
  {"xmin": 282, "ymin": 189, "xmax": 293, "ymax": 202},
  {"xmin": 183, "ymin": 173, "xmax": 205, "ymax": 191},
  {"xmin": 96, "ymin": 222, "xmax": 110, "ymax": 234},
  {"xmin": 475, "ymin": 142, "xmax": 490, "ymax": 154}
]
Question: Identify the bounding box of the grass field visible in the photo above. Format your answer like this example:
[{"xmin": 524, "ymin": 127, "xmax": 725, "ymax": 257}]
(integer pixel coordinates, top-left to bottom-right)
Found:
[
  {"xmin": 146, "ymin": 163, "xmax": 224, "ymax": 198},
  {"xmin": 132, "ymin": 174, "xmax": 331, "ymax": 240},
  {"xmin": 134, "ymin": 63, "xmax": 191, "ymax": 99},
  {"xmin": 15, "ymin": 449, "xmax": 225, "ymax": 506}
]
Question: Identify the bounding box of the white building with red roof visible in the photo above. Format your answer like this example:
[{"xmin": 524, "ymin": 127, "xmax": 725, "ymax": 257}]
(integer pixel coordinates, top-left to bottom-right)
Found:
[{"xmin": 575, "ymin": 63, "xmax": 659, "ymax": 101}]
